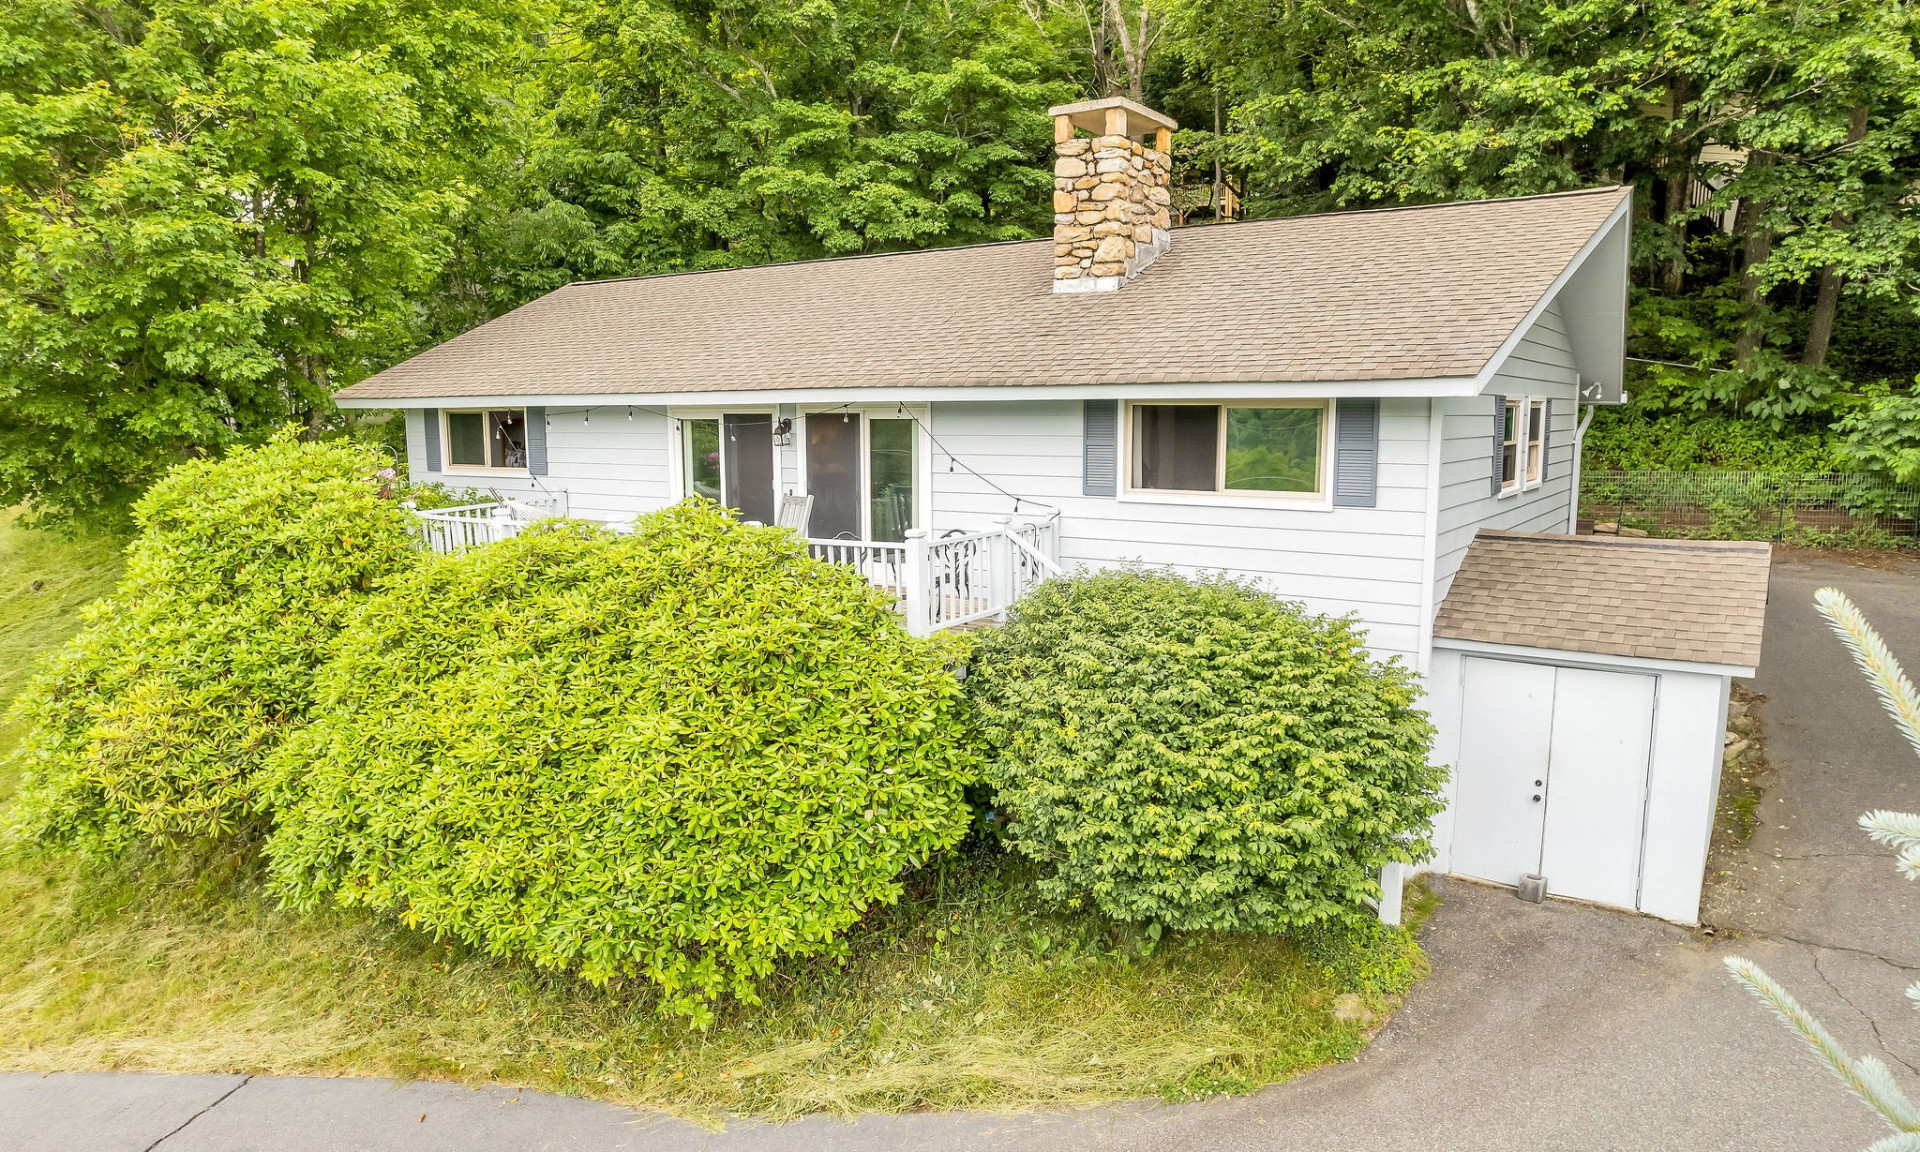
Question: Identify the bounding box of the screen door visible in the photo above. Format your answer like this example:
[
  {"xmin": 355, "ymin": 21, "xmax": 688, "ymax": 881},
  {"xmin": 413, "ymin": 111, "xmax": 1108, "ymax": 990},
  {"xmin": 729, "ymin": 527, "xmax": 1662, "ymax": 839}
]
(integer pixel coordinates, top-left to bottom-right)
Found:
[{"xmin": 806, "ymin": 412, "xmax": 861, "ymax": 540}]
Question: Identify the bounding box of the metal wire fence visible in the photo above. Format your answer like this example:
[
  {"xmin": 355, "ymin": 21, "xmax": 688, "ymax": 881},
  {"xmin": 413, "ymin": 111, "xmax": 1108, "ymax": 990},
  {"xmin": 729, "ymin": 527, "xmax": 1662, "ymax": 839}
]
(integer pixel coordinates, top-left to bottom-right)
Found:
[{"xmin": 1578, "ymin": 471, "xmax": 1920, "ymax": 547}]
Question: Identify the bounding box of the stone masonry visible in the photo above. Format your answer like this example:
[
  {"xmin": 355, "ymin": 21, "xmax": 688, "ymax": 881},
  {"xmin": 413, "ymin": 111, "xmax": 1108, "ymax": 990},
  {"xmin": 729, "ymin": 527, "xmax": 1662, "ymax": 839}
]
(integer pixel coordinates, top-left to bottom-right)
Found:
[{"xmin": 1049, "ymin": 98, "xmax": 1175, "ymax": 293}]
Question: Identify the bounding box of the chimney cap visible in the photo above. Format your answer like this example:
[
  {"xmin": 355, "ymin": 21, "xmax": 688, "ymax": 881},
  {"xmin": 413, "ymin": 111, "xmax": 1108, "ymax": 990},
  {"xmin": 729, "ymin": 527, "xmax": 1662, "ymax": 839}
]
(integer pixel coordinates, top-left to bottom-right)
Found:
[{"xmin": 1047, "ymin": 96, "xmax": 1178, "ymax": 137}]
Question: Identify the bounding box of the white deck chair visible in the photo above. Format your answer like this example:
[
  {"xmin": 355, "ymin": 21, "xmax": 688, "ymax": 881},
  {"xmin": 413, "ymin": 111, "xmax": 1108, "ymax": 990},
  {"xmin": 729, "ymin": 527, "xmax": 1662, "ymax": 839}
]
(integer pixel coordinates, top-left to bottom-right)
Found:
[{"xmin": 776, "ymin": 493, "xmax": 815, "ymax": 536}]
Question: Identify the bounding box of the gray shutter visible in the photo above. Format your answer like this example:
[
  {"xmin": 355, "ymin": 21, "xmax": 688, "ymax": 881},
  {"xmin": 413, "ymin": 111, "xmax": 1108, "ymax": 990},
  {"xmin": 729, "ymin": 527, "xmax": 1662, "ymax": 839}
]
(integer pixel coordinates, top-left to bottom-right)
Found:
[
  {"xmin": 525, "ymin": 406, "xmax": 548, "ymax": 475},
  {"xmin": 1539, "ymin": 398, "xmax": 1551, "ymax": 482},
  {"xmin": 1083, "ymin": 400, "xmax": 1118, "ymax": 496},
  {"xmin": 422, "ymin": 408, "xmax": 441, "ymax": 472},
  {"xmin": 1488, "ymin": 394, "xmax": 1505, "ymax": 495},
  {"xmin": 1331, "ymin": 398, "xmax": 1379, "ymax": 508}
]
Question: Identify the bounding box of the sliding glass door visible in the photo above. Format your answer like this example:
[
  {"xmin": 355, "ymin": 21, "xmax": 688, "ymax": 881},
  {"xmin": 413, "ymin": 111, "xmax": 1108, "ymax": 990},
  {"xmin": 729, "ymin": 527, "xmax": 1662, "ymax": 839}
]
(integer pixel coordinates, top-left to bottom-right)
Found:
[
  {"xmin": 681, "ymin": 413, "xmax": 775, "ymax": 524},
  {"xmin": 804, "ymin": 412, "xmax": 918, "ymax": 542}
]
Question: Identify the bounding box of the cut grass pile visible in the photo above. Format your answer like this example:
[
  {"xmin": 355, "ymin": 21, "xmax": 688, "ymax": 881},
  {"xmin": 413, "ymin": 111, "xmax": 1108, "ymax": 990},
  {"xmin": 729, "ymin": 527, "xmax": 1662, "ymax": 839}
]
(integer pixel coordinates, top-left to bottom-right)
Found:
[{"xmin": 0, "ymin": 513, "xmax": 1427, "ymax": 1120}]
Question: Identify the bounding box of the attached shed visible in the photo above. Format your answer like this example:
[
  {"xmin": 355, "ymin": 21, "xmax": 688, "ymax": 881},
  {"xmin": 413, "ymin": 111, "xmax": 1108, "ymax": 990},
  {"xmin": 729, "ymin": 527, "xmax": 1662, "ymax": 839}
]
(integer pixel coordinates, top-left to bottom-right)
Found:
[{"xmin": 1422, "ymin": 531, "xmax": 1771, "ymax": 924}]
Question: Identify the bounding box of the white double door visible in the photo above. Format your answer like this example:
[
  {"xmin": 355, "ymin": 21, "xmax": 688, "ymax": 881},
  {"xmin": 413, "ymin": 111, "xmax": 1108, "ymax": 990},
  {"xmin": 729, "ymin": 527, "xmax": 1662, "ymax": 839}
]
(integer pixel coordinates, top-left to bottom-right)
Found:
[{"xmin": 1451, "ymin": 657, "xmax": 1656, "ymax": 910}]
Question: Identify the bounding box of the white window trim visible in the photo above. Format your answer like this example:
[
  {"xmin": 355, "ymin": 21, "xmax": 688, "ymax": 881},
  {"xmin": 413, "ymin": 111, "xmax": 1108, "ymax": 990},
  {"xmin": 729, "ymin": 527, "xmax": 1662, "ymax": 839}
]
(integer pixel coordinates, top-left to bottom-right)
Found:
[
  {"xmin": 666, "ymin": 406, "xmax": 781, "ymax": 508},
  {"xmin": 1495, "ymin": 396, "xmax": 1549, "ymax": 498},
  {"xmin": 794, "ymin": 406, "xmax": 932, "ymax": 542},
  {"xmin": 440, "ymin": 407, "xmax": 532, "ymax": 475},
  {"xmin": 1117, "ymin": 399, "xmax": 1335, "ymax": 511},
  {"xmin": 1523, "ymin": 399, "xmax": 1546, "ymax": 491}
]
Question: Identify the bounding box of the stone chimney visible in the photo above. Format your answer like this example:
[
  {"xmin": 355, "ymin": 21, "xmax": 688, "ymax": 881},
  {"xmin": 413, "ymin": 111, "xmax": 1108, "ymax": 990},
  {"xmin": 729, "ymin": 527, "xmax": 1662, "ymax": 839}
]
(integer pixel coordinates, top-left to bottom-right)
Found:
[{"xmin": 1049, "ymin": 97, "xmax": 1177, "ymax": 293}]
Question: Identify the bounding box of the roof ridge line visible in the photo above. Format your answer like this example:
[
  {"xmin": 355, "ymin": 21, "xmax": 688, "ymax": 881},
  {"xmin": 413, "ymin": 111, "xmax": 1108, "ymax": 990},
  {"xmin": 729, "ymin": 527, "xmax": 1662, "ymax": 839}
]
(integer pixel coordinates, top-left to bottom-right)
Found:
[{"xmin": 547, "ymin": 185, "xmax": 1631, "ymax": 293}]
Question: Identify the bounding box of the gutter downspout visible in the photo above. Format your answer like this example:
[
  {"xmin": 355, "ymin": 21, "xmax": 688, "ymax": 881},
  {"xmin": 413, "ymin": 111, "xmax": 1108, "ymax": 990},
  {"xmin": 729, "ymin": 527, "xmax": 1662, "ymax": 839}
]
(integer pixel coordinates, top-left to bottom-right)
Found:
[{"xmin": 1566, "ymin": 396, "xmax": 1597, "ymax": 534}]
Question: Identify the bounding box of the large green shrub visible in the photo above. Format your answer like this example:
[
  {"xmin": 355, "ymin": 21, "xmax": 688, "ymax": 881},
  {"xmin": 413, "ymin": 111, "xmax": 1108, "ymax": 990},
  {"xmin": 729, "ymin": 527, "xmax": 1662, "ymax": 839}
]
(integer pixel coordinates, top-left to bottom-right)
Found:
[
  {"xmin": 970, "ymin": 570, "xmax": 1442, "ymax": 933},
  {"xmin": 261, "ymin": 503, "xmax": 975, "ymax": 1023},
  {"xmin": 6, "ymin": 436, "xmax": 420, "ymax": 852}
]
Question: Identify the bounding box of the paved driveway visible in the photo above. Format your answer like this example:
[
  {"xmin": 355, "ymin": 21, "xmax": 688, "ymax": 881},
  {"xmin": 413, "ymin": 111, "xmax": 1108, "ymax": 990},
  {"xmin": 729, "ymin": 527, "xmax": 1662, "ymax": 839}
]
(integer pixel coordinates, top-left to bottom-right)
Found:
[{"xmin": 5, "ymin": 550, "xmax": 1917, "ymax": 1151}]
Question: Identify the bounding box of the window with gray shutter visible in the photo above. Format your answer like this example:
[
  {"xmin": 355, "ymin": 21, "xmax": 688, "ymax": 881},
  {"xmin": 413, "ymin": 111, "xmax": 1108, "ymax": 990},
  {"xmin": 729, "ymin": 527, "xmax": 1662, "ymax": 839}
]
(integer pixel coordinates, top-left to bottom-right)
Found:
[
  {"xmin": 422, "ymin": 408, "xmax": 441, "ymax": 472},
  {"xmin": 525, "ymin": 406, "xmax": 548, "ymax": 475},
  {"xmin": 1083, "ymin": 400, "xmax": 1118, "ymax": 496},
  {"xmin": 1332, "ymin": 398, "xmax": 1379, "ymax": 508},
  {"xmin": 1488, "ymin": 394, "xmax": 1505, "ymax": 495}
]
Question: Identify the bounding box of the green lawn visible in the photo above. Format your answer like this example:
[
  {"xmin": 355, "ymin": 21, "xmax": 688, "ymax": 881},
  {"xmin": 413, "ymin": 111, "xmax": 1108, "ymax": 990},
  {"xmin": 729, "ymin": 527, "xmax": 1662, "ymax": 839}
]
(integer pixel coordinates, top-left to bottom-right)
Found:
[
  {"xmin": 0, "ymin": 515, "xmax": 1425, "ymax": 1121},
  {"xmin": 0, "ymin": 515, "xmax": 125, "ymax": 796}
]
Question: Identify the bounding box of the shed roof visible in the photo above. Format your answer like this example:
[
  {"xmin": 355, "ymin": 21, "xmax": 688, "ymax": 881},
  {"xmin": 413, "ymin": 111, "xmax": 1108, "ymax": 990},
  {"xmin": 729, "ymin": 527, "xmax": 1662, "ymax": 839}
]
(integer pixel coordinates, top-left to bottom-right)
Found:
[
  {"xmin": 333, "ymin": 186, "xmax": 1630, "ymax": 403},
  {"xmin": 1433, "ymin": 530, "xmax": 1772, "ymax": 671}
]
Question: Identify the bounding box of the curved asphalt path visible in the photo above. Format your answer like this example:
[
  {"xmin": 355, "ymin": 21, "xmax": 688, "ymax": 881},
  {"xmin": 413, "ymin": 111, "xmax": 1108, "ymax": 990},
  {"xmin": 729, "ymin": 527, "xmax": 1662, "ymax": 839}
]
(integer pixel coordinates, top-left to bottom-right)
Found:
[{"xmin": 6, "ymin": 550, "xmax": 1917, "ymax": 1151}]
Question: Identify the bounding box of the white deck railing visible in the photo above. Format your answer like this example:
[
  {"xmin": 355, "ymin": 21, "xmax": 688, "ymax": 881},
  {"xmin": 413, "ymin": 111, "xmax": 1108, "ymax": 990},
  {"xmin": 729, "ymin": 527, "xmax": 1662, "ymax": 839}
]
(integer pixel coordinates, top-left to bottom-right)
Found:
[
  {"xmin": 409, "ymin": 493, "xmax": 567, "ymax": 555},
  {"xmin": 805, "ymin": 539, "xmax": 909, "ymax": 592},
  {"xmin": 811, "ymin": 514, "xmax": 1062, "ymax": 635},
  {"xmin": 409, "ymin": 498, "xmax": 1061, "ymax": 633}
]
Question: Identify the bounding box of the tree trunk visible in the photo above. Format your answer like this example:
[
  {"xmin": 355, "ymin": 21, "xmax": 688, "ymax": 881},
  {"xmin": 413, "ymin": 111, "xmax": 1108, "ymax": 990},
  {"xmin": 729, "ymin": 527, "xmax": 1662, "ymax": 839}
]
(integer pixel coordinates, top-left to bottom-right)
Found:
[
  {"xmin": 1661, "ymin": 167, "xmax": 1690, "ymax": 294},
  {"xmin": 1213, "ymin": 87, "xmax": 1225, "ymax": 220},
  {"xmin": 1660, "ymin": 76, "xmax": 1695, "ymax": 296},
  {"xmin": 1802, "ymin": 268, "xmax": 1842, "ymax": 368},
  {"xmin": 1731, "ymin": 152, "xmax": 1774, "ymax": 370},
  {"xmin": 1800, "ymin": 107, "xmax": 1870, "ymax": 368}
]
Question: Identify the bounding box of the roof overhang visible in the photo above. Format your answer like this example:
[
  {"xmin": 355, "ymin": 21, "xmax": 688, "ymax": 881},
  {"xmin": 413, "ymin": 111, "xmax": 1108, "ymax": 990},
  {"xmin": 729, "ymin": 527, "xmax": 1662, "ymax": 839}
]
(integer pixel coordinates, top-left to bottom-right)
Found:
[
  {"xmin": 1471, "ymin": 189, "xmax": 1633, "ymax": 403},
  {"xmin": 1048, "ymin": 96, "xmax": 1178, "ymax": 136},
  {"xmin": 333, "ymin": 376, "xmax": 1487, "ymax": 410},
  {"xmin": 1432, "ymin": 636, "xmax": 1755, "ymax": 680}
]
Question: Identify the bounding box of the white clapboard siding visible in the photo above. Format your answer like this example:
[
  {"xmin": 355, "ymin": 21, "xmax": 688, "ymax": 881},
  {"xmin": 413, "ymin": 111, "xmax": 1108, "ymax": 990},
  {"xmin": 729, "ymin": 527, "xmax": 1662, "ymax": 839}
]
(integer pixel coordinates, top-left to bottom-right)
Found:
[
  {"xmin": 928, "ymin": 397, "xmax": 1434, "ymax": 662},
  {"xmin": 1432, "ymin": 300, "xmax": 1581, "ymax": 606},
  {"xmin": 406, "ymin": 407, "xmax": 676, "ymax": 520}
]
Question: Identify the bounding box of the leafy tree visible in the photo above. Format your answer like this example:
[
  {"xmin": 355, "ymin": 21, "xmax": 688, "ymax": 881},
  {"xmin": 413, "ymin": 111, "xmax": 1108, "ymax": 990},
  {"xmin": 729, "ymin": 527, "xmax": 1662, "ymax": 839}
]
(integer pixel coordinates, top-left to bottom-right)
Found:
[
  {"xmin": 1159, "ymin": 0, "xmax": 1920, "ymax": 437},
  {"xmin": 0, "ymin": 0, "xmax": 521, "ymax": 524},
  {"xmin": 1728, "ymin": 588, "xmax": 1920, "ymax": 1149},
  {"xmin": 420, "ymin": 0, "xmax": 1077, "ymax": 333}
]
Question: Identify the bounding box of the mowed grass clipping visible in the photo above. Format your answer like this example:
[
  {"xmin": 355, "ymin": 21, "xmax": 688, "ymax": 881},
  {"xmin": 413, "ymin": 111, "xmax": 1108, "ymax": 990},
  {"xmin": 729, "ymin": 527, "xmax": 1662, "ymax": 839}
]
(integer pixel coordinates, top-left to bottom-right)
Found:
[{"xmin": 0, "ymin": 515, "xmax": 1424, "ymax": 1120}]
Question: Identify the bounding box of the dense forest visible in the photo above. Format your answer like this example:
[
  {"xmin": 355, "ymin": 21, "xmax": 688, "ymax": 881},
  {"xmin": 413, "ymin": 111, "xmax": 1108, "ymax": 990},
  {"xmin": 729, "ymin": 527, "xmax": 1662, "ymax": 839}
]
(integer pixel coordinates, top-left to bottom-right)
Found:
[{"xmin": 3, "ymin": 0, "xmax": 1919, "ymax": 521}]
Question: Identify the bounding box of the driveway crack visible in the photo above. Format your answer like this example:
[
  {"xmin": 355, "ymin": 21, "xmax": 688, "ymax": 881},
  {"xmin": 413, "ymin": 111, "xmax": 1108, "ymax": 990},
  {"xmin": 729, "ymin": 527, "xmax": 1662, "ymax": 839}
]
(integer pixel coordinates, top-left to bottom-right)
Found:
[
  {"xmin": 1811, "ymin": 952, "xmax": 1920, "ymax": 1081},
  {"xmin": 144, "ymin": 1074, "xmax": 253, "ymax": 1150},
  {"xmin": 1738, "ymin": 929, "xmax": 1920, "ymax": 972},
  {"xmin": 1767, "ymin": 852, "xmax": 1883, "ymax": 861}
]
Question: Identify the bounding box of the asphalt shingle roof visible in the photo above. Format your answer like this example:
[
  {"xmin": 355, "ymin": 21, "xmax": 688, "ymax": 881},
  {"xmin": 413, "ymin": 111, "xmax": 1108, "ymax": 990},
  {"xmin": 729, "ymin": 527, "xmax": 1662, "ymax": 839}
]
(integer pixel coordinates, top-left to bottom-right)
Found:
[
  {"xmin": 1433, "ymin": 530, "xmax": 1772, "ymax": 670},
  {"xmin": 334, "ymin": 186, "xmax": 1630, "ymax": 402}
]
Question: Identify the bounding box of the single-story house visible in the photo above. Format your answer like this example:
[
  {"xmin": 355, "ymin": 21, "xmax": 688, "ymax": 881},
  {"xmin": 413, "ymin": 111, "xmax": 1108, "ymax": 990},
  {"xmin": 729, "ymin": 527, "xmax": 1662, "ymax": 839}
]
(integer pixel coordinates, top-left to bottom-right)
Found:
[{"xmin": 335, "ymin": 96, "xmax": 1770, "ymax": 926}]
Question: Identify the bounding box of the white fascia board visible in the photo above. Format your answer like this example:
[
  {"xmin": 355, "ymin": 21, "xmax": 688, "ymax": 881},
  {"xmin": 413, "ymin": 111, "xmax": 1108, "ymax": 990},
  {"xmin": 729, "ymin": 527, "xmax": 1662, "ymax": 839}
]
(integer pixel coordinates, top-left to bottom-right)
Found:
[
  {"xmin": 334, "ymin": 376, "xmax": 1486, "ymax": 410},
  {"xmin": 1468, "ymin": 193, "xmax": 1634, "ymax": 396},
  {"xmin": 1432, "ymin": 636, "xmax": 1753, "ymax": 679}
]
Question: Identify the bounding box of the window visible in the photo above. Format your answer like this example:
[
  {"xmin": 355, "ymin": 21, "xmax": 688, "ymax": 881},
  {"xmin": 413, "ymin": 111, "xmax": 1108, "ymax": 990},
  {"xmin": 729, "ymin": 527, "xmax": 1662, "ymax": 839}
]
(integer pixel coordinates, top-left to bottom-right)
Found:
[
  {"xmin": 1500, "ymin": 399, "xmax": 1521, "ymax": 491},
  {"xmin": 1525, "ymin": 400, "xmax": 1546, "ymax": 486},
  {"xmin": 446, "ymin": 409, "xmax": 528, "ymax": 469},
  {"xmin": 683, "ymin": 418, "xmax": 722, "ymax": 501},
  {"xmin": 867, "ymin": 419, "xmax": 916, "ymax": 542},
  {"xmin": 1129, "ymin": 402, "xmax": 1326, "ymax": 498}
]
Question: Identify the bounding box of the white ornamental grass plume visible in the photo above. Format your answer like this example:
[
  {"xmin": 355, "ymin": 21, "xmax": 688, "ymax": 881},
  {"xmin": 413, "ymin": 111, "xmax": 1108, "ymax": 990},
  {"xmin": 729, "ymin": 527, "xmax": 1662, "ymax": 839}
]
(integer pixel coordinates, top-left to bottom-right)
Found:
[{"xmin": 1726, "ymin": 587, "xmax": 1920, "ymax": 1144}]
